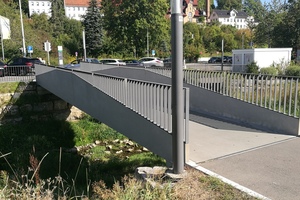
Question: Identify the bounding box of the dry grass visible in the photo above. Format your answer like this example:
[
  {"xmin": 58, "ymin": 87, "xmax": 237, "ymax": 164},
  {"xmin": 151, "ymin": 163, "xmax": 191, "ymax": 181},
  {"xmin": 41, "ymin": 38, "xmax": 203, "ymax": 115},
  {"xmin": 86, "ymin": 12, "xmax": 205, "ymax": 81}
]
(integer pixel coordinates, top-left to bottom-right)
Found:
[{"xmin": 172, "ymin": 166, "xmax": 258, "ymax": 200}]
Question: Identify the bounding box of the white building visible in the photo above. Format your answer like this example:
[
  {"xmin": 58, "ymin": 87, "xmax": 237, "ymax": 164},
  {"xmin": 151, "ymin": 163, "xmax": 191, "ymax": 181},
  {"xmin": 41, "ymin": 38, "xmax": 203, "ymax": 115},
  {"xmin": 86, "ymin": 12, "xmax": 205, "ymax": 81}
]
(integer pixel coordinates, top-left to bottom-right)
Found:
[
  {"xmin": 65, "ymin": 0, "xmax": 89, "ymax": 21},
  {"xmin": 232, "ymin": 48, "xmax": 293, "ymax": 72},
  {"xmin": 28, "ymin": 0, "xmax": 52, "ymax": 17},
  {"xmin": 28, "ymin": 0, "xmax": 90, "ymax": 21},
  {"xmin": 210, "ymin": 9, "xmax": 254, "ymax": 29}
]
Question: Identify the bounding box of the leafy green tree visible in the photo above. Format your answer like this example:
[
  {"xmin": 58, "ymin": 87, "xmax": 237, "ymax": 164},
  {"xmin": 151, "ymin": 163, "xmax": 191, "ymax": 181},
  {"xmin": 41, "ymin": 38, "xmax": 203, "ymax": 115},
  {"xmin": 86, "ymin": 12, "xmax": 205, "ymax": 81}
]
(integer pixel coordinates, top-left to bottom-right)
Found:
[
  {"xmin": 63, "ymin": 19, "xmax": 83, "ymax": 57},
  {"xmin": 202, "ymin": 25, "xmax": 222, "ymax": 53},
  {"xmin": 82, "ymin": 0, "xmax": 103, "ymax": 57},
  {"xmin": 216, "ymin": 0, "xmax": 243, "ymax": 10},
  {"xmin": 220, "ymin": 25, "xmax": 238, "ymax": 51},
  {"xmin": 49, "ymin": 0, "xmax": 66, "ymax": 37},
  {"xmin": 29, "ymin": 13, "xmax": 52, "ymax": 31},
  {"xmin": 101, "ymin": 0, "xmax": 170, "ymax": 57},
  {"xmin": 243, "ymin": 0, "xmax": 265, "ymax": 21},
  {"xmin": 279, "ymin": 0, "xmax": 300, "ymax": 50},
  {"xmin": 254, "ymin": 0, "xmax": 286, "ymax": 47}
]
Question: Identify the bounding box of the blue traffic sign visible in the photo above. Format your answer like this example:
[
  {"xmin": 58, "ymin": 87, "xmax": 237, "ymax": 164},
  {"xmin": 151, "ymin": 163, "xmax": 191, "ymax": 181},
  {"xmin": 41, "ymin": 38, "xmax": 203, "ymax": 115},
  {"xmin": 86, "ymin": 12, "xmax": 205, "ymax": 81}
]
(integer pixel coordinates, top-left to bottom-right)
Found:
[{"xmin": 27, "ymin": 45, "xmax": 33, "ymax": 53}]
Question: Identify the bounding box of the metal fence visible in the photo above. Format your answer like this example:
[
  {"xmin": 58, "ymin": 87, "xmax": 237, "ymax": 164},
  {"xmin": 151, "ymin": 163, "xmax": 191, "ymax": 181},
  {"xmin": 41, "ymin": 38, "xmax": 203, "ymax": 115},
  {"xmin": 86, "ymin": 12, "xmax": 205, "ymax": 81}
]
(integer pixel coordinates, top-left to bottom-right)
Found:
[
  {"xmin": 0, "ymin": 65, "xmax": 36, "ymax": 83},
  {"xmin": 147, "ymin": 67, "xmax": 300, "ymax": 118}
]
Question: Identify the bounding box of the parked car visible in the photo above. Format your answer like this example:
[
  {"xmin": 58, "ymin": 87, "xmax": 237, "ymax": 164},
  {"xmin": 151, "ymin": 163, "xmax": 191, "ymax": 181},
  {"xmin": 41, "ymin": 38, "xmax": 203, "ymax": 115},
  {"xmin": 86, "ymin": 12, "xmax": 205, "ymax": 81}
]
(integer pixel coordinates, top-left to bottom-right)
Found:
[
  {"xmin": 208, "ymin": 57, "xmax": 222, "ymax": 63},
  {"xmin": 224, "ymin": 56, "xmax": 232, "ymax": 63},
  {"xmin": 5, "ymin": 57, "xmax": 43, "ymax": 75},
  {"xmin": 138, "ymin": 57, "xmax": 164, "ymax": 67},
  {"xmin": 123, "ymin": 59, "xmax": 140, "ymax": 66},
  {"xmin": 85, "ymin": 58, "xmax": 100, "ymax": 63},
  {"xmin": 64, "ymin": 59, "xmax": 81, "ymax": 68},
  {"xmin": 99, "ymin": 59, "xmax": 126, "ymax": 66},
  {"xmin": 163, "ymin": 57, "xmax": 172, "ymax": 68},
  {"xmin": 0, "ymin": 61, "xmax": 6, "ymax": 77}
]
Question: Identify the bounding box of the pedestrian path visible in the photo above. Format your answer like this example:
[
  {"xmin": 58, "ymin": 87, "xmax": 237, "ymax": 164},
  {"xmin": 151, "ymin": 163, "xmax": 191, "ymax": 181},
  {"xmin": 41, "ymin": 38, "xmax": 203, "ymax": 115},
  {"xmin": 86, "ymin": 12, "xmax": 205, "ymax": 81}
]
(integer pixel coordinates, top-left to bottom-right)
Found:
[{"xmin": 188, "ymin": 114, "xmax": 298, "ymax": 200}]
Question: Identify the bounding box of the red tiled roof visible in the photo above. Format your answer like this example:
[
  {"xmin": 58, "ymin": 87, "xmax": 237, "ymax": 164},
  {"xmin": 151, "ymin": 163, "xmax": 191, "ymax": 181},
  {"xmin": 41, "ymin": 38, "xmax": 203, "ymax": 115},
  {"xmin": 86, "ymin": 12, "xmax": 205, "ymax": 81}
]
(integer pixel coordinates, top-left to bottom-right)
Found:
[
  {"xmin": 65, "ymin": 0, "xmax": 92, "ymax": 6},
  {"xmin": 185, "ymin": 0, "xmax": 198, "ymax": 6}
]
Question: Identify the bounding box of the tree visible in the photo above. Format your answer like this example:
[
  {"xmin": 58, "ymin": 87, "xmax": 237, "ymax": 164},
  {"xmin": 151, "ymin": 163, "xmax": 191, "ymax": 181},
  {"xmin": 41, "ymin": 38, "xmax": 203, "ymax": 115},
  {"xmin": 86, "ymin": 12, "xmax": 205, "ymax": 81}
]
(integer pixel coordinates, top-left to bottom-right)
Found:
[
  {"xmin": 49, "ymin": 0, "xmax": 66, "ymax": 37},
  {"xmin": 279, "ymin": 0, "xmax": 300, "ymax": 50},
  {"xmin": 82, "ymin": 0, "xmax": 103, "ymax": 57},
  {"xmin": 216, "ymin": 0, "xmax": 243, "ymax": 10},
  {"xmin": 243, "ymin": 0, "xmax": 265, "ymax": 21},
  {"xmin": 101, "ymin": 0, "xmax": 170, "ymax": 57},
  {"xmin": 63, "ymin": 19, "xmax": 84, "ymax": 57},
  {"xmin": 254, "ymin": 0, "xmax": 286, "ymax": 48}
]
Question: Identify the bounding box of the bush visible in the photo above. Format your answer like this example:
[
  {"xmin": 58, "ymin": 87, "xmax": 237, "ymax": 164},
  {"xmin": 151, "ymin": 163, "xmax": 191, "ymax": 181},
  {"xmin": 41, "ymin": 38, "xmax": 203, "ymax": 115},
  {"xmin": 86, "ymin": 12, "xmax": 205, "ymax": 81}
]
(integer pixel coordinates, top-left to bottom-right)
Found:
[
  {"xmin": 260, "ymin": 67, "xmax": 278, "ymax": 76},
  {"xmin": 285, "ymin": 65, "xmax": 300, "ymax": 76},
  {"xmin": 246, "ymin": 62, "xmax": 259, "ymax": 74}
]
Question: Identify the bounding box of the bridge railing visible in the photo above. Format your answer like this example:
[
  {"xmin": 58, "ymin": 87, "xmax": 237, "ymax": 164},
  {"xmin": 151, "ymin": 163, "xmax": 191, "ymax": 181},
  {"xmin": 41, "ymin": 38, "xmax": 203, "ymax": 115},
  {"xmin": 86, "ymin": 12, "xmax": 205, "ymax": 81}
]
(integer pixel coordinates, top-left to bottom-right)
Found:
[
  {"xmin": 147, "ymin": 67, "xmax": 300, "ymax": 118},
  {"xmin": 70, "ymin": 68, "xmax": 190, "ymax": 136}
]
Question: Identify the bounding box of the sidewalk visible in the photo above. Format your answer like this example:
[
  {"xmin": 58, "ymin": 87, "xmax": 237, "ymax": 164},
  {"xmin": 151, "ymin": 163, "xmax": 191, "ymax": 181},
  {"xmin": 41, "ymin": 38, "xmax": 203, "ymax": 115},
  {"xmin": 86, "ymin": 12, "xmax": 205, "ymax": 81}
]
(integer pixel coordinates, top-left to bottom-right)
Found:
[{"xmin": 188, "ymin": 114, "xmax": 298, "ymax": 200}]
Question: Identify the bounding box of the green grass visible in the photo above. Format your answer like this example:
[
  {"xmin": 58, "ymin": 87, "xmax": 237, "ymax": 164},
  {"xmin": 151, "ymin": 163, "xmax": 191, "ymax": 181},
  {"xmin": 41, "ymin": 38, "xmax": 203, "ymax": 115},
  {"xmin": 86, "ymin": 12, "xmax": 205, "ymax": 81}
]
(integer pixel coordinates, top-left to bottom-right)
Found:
[{"xmin": 0, "ymin": 82, "xmax": 20, "ymax": 93}]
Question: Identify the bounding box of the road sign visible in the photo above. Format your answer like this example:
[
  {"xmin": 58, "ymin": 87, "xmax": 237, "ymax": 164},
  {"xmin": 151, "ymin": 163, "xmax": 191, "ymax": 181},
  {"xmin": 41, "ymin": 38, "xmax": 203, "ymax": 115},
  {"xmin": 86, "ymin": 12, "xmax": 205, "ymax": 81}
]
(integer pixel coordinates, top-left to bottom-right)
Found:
[
  {"xmin": 27, "ymin": 45, "xmax": 33, "ymax": 53},
  {"xmin": 152, "ymin": 50, "xmax": 155, "ymax": 56}
]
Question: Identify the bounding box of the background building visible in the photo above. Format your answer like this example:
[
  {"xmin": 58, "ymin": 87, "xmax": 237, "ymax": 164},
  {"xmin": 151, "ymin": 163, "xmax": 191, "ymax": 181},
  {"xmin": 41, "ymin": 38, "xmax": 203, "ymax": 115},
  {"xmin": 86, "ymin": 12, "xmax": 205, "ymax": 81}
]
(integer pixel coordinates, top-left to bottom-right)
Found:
[
  {"xmin": 28, "ymin": 0, "xmax": 90, "ymax": 20},
  {"xmin": 210, "ymin": 9, "xmax": 255, "ymax": 29}
]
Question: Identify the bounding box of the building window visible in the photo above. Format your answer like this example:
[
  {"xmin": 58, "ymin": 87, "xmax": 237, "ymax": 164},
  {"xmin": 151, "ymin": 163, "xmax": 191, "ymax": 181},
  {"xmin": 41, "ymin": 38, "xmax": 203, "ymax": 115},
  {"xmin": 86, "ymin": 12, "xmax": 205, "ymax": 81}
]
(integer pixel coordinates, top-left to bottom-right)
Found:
[
  {"xmin": 36, "ymin": 2, "xmax": 39, "ymax": 6},
  {"xmin": 48, "ymin": 2, "xmax": 50, "ymax": 6},
  {"xmin": 31, "ymin": 2, "xmax": 34, "ymax": 6},
  {"xmin": 227, "ymin": 19, "xmax": 229, "ymax": 22},
  {"xmin": 42, "ymin": 2, "xmax": 44, "ymax": 6},
  {"xmin": 74, "ymin": 7, "xmax": 76, "ymax": 11}
]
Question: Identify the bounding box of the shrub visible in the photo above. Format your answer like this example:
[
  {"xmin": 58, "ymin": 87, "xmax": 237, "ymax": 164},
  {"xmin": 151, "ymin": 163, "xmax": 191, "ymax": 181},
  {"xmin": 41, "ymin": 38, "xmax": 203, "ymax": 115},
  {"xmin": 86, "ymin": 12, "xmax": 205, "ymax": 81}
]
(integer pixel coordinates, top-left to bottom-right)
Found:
[
  {"xmin": 260, "ymin": 67, "xmax": 278, "ymax": 76},
  {"xmin": 246, "ymin": 62, "xmax": 259, "ymax": 74},
  {"xmin": 285, "ymin": 65, "xmax": 300, "ymax": 76}
]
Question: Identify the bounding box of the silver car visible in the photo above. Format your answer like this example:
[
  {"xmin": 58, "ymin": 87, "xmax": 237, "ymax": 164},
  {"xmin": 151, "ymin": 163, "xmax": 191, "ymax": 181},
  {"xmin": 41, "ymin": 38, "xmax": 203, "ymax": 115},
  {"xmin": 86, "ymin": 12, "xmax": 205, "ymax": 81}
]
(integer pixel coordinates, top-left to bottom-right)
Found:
[
  {"xmin": 138, "ymin": 57, "xmax": 164, "ymax": 67},
  {"xmin": 99, "ymin": 59, "xmax": 126, "ymax": 66}
]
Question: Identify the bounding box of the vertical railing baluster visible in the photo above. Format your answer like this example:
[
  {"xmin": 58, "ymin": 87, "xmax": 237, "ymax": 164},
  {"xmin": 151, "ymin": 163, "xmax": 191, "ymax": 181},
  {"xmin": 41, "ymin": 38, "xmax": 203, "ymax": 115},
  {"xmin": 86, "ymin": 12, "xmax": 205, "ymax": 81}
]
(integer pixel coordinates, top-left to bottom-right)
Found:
[
  {"xmin": 274, "ymin": 77, "xmax": 277, "ymax": 111},
  {"xmin": 248, "ymin": 75, "xmax": 251, "ymax": 103},
  {"xmin": 283, "ymin": 78, "xmax": 288, "ymax": 114},
  {"xmin": 264, "ymin": 76, "xmax": 268, "ymax": 108},
  {"xmin": 251, "ymin": 75, "xmax": 255, "ymax": 104},
  {"xmin": 168, "ymin": 87, "xmax": 172, "ymax": 133},
  {"xmin": 279, "ymin": 78, "xmax": 283, "ymax": 113},
  {"xmin": 164, "ymin": 86, "xmax": 168, "ymax": 130},
  {"xmin": 289, "ymin": 78, "xmax": 293, "ymax": 116},
  {"xmin": 153, "ymin": 85, "xmax": 157, "ymax": 124},
  {"xmin": 295, "ymin": 79, "xmax": 299, "ymax": 118},
  {"xmin": 269, "ymin": 76, "xmax": 273, "ymax": 109},
  {"xmin": 260, "ymin": 76, "xmax": 263, "ymax": 107},
  {"xmin": 244, "ymin": 74, "xmax": 247, "ymax": 102}
]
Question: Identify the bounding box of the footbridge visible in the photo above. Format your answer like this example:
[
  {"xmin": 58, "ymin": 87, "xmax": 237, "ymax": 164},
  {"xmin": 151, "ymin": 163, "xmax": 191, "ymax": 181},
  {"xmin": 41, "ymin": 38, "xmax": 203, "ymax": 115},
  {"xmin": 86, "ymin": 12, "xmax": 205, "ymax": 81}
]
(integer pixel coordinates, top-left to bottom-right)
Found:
[{"xmin": 35, "ymin": 63, "xmax": 300, "ymax": 167}]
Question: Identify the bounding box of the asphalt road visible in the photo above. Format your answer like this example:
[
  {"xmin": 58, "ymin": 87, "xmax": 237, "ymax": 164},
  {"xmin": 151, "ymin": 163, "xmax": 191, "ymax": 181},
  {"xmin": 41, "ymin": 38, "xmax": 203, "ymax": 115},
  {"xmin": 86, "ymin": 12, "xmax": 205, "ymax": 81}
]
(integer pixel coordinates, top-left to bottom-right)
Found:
[{"xmin": 188, "ymin": 114, "xmax": 298, "ymax": 200}]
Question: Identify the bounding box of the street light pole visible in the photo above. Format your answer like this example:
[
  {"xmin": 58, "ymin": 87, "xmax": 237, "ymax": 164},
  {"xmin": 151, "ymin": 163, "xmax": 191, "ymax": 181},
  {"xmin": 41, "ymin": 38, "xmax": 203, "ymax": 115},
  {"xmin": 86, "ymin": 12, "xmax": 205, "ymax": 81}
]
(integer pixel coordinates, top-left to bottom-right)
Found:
[
  {"xmin": 147, "ymin": 28, "xmax": 149, "ymax": 57},
  {"xmin": 19, "ymin": 0, "xmax": 26, "ymax": 57},
  {"xmin": 171, "ymin": 0, "xmax": 184, "ymax": 174},
  {"xmin": 82, "ymin": 29, "xmax": 86, "ymax": 61}
]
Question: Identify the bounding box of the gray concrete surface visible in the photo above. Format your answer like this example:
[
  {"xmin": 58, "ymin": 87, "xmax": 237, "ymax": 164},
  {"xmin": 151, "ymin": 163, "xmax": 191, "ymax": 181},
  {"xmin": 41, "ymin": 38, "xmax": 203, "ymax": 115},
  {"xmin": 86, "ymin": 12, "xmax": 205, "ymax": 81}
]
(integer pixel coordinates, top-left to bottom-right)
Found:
[{"xmin": 188, "ymin": 113, "xmax": 299, "ymax": 200}]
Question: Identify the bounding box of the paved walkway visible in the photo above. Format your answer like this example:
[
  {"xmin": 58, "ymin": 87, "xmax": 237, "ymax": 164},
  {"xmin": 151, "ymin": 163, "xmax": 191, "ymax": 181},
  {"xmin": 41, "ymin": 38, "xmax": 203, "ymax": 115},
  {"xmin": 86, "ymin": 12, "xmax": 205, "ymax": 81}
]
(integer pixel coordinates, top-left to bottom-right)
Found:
[{"xmin": 188, "ymin": 114, "xmax": 299, "ymax": 200}]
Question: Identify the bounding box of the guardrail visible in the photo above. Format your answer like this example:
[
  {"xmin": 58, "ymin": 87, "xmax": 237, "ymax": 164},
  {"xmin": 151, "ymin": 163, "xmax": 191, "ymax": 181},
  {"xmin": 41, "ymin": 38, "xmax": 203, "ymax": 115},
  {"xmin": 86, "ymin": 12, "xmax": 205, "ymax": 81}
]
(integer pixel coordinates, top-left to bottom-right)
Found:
[
  {"xmin": 61, "ymin": 67, "xmax": 190, "ymax": 136},
  {"xmin": 83, "ymin": 71, "xmax": 189, "ymax": 135},
  {"xmin": 147, "ymin": 67, "xmax": 300, "ymax": 118}
]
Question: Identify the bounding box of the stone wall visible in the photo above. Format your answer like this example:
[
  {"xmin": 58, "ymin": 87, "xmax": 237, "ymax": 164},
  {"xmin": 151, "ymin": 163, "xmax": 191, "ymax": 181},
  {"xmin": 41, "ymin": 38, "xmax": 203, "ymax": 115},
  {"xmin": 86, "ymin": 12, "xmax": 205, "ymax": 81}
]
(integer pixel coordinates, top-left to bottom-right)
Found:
[{"xmin": 0, "ymin": 82, "xmax": 85, "ymax": 124}]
